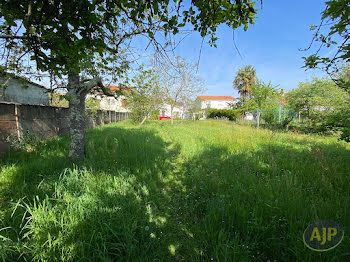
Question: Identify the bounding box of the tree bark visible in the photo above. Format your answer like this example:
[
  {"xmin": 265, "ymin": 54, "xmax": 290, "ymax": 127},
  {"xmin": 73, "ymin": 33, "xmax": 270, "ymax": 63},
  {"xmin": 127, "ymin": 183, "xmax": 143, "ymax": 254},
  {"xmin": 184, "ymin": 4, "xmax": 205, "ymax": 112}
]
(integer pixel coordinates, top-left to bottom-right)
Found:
[
  {"xmin": 68, "ymin": 71, "xmax": 88, "ymax": 160},
  {"xmin": 257, "ymin": 109, "xmax": 260, "ymax": 129}
]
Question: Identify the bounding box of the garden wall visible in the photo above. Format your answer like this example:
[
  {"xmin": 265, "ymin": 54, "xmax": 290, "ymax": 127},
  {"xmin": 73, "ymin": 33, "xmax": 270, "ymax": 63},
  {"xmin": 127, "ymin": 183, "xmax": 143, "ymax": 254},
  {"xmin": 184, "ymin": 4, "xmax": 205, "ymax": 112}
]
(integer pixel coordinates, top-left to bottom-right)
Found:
[{"xmin": 0, "ymin": 102, "xmax": 129, "ymax": 153}]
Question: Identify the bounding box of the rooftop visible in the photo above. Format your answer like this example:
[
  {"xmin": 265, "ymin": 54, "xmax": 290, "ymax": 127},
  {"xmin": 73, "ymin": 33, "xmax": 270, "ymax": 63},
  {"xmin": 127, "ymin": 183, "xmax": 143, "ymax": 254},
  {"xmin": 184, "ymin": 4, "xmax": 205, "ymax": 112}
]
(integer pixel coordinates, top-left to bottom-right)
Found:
[
  {"xmin": 198, "ymin": 96, "xmax": 235, "ymax": 100},
  {"xmin": 276, "ymin": 97, "xmax": 285, "ymax": 106}
]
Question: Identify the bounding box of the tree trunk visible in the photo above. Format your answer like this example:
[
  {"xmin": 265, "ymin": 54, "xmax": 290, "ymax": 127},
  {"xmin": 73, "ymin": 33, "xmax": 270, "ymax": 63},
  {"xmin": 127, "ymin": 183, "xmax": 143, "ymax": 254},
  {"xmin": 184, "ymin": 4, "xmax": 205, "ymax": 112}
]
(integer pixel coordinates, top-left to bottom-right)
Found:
[
  {"xmin": 170, "ymin": 105, "xmax": 174, "ymax": 125},
  {"xmin": 140, "ymin": 114, "xmax": 148, "ymax": 125},
  {"xmin": 68, "ymin": 71, "xmax": 88, "ymax": 160},
  {"xmin": 257, "ymin": 109, "xmax": 260, "ymax": 129}
]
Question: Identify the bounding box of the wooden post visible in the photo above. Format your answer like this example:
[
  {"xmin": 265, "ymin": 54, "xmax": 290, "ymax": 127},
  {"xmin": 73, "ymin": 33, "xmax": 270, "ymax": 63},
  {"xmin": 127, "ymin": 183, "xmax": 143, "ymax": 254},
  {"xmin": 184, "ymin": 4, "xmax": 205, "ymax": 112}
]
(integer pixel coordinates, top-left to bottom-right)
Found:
[{"xmin": 14, "ymin": 104, "xmax": 21, "ymax": 141}]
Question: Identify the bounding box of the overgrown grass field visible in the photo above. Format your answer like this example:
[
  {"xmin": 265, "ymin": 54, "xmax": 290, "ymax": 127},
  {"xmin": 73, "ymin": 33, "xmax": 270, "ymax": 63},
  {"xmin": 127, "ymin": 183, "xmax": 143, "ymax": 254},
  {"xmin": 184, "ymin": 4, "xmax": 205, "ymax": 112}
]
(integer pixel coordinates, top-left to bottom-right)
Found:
[{"xmin": 0, "ymin": 120, "xmax": 349, "ymax": 261}]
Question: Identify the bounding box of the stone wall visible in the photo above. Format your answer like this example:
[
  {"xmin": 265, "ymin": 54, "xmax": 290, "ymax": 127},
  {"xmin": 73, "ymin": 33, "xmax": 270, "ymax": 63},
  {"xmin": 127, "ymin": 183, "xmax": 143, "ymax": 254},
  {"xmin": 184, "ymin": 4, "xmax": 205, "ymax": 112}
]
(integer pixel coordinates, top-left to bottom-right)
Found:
[{"xmin": 0, "ymin": 102, "xmax": 129, "ymax": 153}]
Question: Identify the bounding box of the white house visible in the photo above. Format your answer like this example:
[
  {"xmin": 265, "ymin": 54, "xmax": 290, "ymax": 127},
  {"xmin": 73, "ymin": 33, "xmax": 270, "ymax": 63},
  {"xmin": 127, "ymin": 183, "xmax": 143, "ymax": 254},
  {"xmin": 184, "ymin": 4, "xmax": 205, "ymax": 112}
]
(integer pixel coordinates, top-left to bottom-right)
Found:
[
  {"xmin": 86, "ymin": 85, "xmax": 130, "ymax": 112},
  {"xmin": 197, "ymin": 96, "xmax": 236, "ymax": 109}
]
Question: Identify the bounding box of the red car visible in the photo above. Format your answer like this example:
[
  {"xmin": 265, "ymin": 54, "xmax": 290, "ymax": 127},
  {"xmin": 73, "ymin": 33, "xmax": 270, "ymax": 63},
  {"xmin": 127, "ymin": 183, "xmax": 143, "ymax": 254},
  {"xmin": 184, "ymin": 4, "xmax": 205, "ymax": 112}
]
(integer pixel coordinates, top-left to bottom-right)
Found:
[{"xmin": 158, "ymin": 116, "xmax": 171, "ymax": 120}]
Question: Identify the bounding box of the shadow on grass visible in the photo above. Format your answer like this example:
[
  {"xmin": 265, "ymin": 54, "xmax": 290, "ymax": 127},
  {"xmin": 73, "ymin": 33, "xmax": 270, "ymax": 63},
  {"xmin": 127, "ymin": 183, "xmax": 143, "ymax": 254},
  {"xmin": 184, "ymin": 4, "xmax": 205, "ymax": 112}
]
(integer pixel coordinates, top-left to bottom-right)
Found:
[
  {"xmin": 167, "ymin": 140, "xmax": 350, "ymax": 261},
  {"xmin": 0, "ymin": 125, "xmax": 182, "ymax": 260},
  {"xmin": 0, "ymin": 125, "xmax": 180, "ymax": 202},
  {"xmin": 0, "ymin": 123, "xmax": 349, "ymax": 261}
]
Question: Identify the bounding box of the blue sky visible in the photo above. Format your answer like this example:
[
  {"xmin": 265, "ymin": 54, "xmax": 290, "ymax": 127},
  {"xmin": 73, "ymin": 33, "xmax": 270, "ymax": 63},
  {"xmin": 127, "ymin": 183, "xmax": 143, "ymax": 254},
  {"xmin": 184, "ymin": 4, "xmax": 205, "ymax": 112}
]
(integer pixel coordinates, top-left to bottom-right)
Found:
[
  {"xmin": 11, "ymin": 0, "xmax": 331, "ymax": 96},
  {"xmin": 168, "ymin": 0, "xmax": 329, "ymax": 98}
]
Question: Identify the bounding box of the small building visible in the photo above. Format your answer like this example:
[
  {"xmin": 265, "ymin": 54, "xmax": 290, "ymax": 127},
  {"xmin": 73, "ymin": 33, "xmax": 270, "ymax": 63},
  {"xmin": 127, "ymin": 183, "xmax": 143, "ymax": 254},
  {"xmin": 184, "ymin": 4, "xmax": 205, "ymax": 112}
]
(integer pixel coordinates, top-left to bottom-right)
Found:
[
  {"xmin": 0, "ymin": 73, "xmax": 49, "ymax": 105},
  {"xmin": 197, "ymin": 96, "xmax": 236, "ymax": 110}
]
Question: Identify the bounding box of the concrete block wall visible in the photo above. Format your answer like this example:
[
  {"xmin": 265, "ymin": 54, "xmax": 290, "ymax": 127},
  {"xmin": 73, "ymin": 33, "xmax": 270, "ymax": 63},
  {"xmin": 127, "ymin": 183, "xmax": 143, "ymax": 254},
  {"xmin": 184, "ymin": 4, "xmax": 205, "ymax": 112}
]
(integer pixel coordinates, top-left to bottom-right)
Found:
[
  {"xmin": 0, "ymin": 103, "xmax": 17, "ymax": 153},
  {"xmin": 0, "ymin": 102, "xmax": 129, "ymax": 153}
]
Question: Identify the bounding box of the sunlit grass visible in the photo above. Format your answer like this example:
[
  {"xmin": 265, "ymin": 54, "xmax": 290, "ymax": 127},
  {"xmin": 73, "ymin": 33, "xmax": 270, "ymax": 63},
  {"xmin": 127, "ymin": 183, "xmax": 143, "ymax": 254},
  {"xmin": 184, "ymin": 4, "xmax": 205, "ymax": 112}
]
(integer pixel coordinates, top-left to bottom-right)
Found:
[{"xmin": 0, "ymin": 120, "xmax": 349, "ymax": 261}]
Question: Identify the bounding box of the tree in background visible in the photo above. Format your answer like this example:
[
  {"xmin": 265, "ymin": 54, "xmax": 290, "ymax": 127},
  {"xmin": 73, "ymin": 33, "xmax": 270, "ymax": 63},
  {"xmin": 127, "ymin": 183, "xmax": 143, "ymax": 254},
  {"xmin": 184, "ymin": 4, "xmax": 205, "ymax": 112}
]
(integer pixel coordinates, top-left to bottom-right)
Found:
[
  {"xmin": 126, "ymin": 67, "xmax": 163, "ymax": 125},
  {"xmin": 333, "ymin": 64, "xmax": 350, "ymax": 141},
  {"xmin": 302, "ymin": 0, "xmax": 349, "ymax": 78},
  {"xmin": 335, "ymin": 63, "xmax": 350, "ymax": 93},
  {"xmin": 186, "ymin": 98, "xmax": 203, "ymax": 120},
  {"xmin": 249, "ymin": 81, "xmax": 279, "ymax": 128},
  {"xmin": 301, "ymin": 0, "xmax": 350, "ymax": 140},
  {"xmin": 233, "ymin": 65, "xmax": 257, "ymax": 99},
  {"xmin": 286, "ymin": 76, "xmax": 349, "ymax": 132},
  {"xmin": 155, "ymin": 56, "xmax": 204, "ymax": 124},
  {"xmin": 49, "ymin": 93, "xmax": 69, "ymax": 108},
  {"xmin": 0, "ymin": 0, "xmax": 257, "ymax": 159}
]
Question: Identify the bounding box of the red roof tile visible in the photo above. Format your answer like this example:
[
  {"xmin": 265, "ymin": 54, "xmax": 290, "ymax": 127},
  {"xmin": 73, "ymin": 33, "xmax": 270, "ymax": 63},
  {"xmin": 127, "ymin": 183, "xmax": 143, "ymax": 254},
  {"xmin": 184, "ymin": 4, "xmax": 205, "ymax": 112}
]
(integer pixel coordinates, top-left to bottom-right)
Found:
[
  {"xmin": 105, "ymin": 85, "xmax": 132, "ymax": 94},
  {"xmin": 92, "ymin": 85, "xmax": 132, "ymax": 94},
  {"xmin": 198, "ymin": 96, "xmax": 235, "ymax": 100},
  {"xmin": 276, "ymin": 98, "xmax": 285, "ymax": 106}
]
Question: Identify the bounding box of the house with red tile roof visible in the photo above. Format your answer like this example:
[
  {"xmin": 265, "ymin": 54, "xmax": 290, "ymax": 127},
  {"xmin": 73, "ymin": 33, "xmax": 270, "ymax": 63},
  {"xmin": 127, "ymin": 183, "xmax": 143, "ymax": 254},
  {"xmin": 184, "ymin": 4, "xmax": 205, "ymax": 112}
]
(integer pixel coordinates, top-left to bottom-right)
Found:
[
  {"xmin": 86, "ymin": 85, "xmax": 131, "ymax": 113},
  {"xmin": 197, "ymin": 95, "xmax": 237, "ymax": 110}
]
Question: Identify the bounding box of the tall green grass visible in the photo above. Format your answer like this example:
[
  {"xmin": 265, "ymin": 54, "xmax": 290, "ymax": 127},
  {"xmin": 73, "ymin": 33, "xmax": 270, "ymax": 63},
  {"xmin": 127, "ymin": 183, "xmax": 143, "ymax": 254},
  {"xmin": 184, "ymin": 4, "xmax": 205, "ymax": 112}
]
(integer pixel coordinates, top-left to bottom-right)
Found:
[{"xmin": 0, "ymin": 120, "xmax": 349, "ymax": 261}]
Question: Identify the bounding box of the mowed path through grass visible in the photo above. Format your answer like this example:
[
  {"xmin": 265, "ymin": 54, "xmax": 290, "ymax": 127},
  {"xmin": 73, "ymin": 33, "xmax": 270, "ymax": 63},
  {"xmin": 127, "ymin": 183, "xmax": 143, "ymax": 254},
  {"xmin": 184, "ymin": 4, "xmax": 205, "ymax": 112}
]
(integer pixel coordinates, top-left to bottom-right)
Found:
[{"xmin": 0, "ymin": 120, "xmax": 349, "ymax": 261}]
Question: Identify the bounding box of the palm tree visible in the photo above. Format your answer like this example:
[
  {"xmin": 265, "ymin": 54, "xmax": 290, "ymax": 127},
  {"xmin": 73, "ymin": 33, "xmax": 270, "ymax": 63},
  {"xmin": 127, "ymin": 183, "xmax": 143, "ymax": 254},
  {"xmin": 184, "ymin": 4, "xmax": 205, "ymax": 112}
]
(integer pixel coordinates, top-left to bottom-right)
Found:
[{"xmin": 233, "ymin": 65, "xmax": 257, "ymax": 99}]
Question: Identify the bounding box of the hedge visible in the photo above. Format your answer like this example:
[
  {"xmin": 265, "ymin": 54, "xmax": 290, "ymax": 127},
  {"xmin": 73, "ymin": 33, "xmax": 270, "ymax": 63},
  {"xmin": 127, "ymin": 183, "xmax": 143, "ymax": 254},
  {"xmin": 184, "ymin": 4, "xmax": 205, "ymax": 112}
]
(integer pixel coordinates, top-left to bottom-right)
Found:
[{"xmin": 206, "ymin": 109, "xmax": 241, "ymax": 121}]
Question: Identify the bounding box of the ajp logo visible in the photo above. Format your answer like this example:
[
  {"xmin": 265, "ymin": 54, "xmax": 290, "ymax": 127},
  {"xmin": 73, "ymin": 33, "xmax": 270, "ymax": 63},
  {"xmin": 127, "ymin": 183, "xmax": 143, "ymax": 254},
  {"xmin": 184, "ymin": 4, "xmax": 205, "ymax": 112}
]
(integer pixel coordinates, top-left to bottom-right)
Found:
[{"xmin": 303, "ymin": 220, "xmax": 344, "ymax": 251}]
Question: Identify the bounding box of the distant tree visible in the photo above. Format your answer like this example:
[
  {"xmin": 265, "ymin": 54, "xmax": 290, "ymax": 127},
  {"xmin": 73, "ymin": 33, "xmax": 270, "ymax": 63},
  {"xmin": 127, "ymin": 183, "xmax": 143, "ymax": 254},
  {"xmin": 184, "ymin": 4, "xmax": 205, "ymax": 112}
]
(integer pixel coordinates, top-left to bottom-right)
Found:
[
  {"xmin": 233, "ymin": 65, "xmax": 257, "ymax": 99},
  {"xmin": 302, "ymin": 0, "xmax": 349, "ymax": 77},
  {"xmin": 155, "ymin": 56, "xmax": 204, "ymax": 124},
  {"xmin": 0, "ymin": 0, "xmax": 258, "ymax": 159},
  {"xmin": 126, "ymin": 67, "xmax": 163, "ymax": 125},
  {"xmin": 335, "ymin": 63, "xmax": 350, "ymax": 93},
  {"xmin": 286, "ymin": 76, "xmax": 349, "ymax": 131},
  {"xmin": 186, "ymin": 98, "xmax": 203, "ymax": 120},
  {"xmin": 249, "ymin": 81, "xmax": 279, "ymax": 128},
  {"xmin": 49, "ymin": 93, "xmax": 69, "ymax": 108},
  {"xmin": 323, "ymin": 66, "xmax": 350, "ymax": 141}
]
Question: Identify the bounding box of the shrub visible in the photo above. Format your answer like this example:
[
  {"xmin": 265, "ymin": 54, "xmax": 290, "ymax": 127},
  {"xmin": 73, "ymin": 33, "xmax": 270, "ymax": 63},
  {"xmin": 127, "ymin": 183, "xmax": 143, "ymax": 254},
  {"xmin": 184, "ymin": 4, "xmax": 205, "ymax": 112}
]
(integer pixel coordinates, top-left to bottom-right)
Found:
[
  {"xmin": 6, "ymin": 130, "xmax": 42, "ymax": 152},
  {"xmin": 206, "ymin": 109, "xmax": 241, "ymax": 121},
  {"xmin": 150, "ymin": 110, "xmax": 160, "ymax": 120},
  {"xmin": 261, "ymin": 110, "xmax": 276, "ymax": 125}
]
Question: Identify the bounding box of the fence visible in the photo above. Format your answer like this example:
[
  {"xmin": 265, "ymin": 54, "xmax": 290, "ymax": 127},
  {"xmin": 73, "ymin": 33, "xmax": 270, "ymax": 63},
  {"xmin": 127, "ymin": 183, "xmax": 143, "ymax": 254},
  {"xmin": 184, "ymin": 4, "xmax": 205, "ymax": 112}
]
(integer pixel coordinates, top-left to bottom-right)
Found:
[
  {"xmin": 245, "ymin": 109, "xmax": 299, "ymax": 123},
  {"xmin": 0, "ymin": 102, "xmax": 129, "ymax": 153}
]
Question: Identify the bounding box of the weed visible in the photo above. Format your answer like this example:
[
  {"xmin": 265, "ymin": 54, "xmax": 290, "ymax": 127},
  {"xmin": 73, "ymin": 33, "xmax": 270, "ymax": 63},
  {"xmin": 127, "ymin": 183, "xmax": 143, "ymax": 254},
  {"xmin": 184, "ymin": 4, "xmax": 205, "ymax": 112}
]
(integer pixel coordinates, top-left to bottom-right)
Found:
[{"xmin": 0, "ymin": 120, "xmax": 349, "ymax": 261}]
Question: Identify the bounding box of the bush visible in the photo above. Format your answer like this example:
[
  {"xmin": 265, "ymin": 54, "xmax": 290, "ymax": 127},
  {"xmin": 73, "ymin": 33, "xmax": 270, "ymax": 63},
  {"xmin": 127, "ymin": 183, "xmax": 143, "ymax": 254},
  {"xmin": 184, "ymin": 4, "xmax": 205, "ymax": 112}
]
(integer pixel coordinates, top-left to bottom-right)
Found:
[
  {"xmin": 261, "ymin": 110, "xmax": 276, "ymax": 125},
  {"xmin": 6, "ymin": 130, "xmax": 42, "ymax": 152},
  {"xmin": 206, "ymin": 109, "xmax": 241, "ymax": 121},
  {"xmin": 149, "ymin": 110, "xmax": 160, "ymax": 120}
]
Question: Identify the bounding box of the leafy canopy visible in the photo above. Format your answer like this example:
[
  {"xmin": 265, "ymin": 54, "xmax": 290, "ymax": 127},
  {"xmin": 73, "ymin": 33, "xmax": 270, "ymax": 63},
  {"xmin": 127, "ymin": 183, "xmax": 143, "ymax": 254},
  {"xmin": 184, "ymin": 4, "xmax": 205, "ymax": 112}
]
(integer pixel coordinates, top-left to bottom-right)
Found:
[
  {"xmin": 286, "ymin": 76, "xmax": 349, "ymax": 126},
  {"xmin": 0, "ymin": 0, "xmax": 258, "ymax": 79},
  {"xmin": 126, "ymin": 67, "xmax": 163, "ymax": 124},
  {"xmin": 249, "ymin": 80, "xmax": 280, "ymax": 110},
  {"xmin": 302, "ymin": 0, "xmax": 349, "ymax": 76}
]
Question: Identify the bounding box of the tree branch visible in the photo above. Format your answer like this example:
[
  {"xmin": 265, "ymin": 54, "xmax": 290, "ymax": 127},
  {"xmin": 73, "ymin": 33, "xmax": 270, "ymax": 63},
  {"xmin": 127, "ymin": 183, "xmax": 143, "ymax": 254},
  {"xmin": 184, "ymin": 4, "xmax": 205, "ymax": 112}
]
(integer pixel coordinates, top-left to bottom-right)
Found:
[
  {"xmin": 0, "ymin": 35, "xmax": 30, "ymax": 40},
  {"xmin": 81, "ymin": 76, "xmax": 118, "ymax": 97}
]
